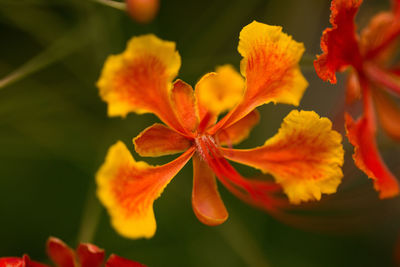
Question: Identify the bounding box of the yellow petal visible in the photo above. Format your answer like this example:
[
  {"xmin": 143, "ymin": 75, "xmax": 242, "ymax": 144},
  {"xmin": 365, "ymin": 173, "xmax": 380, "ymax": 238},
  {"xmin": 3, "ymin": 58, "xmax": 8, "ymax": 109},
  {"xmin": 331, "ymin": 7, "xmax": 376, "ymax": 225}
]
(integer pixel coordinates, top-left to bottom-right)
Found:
[
  {"xmin": 209, "ymin": 21, "xmax": 308, "ymax": 133},
  {"xmin": 97, "ymin": 34, "xmax": 184, "ymax": 132},
  {"xmin": 96, "ymin": 141, "xmax": 194, "ymax": 239},
  {"xmin": 221, "ymin": 110, "xmax": 344, "ymax": 204},
  {"xmin": 195, "ymin": 65, "xmax": 245, "ymax": 115}
]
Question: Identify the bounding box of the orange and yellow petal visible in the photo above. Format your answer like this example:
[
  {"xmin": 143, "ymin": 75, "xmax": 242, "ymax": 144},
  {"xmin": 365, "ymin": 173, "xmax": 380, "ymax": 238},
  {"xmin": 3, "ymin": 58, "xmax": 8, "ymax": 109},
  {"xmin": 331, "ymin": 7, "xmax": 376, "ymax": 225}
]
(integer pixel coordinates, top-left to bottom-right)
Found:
[
  {"xmin": 314, "ymin": 0, "xmax": 362, "ymax": 83},
  {"xmin": 192, "ymin": 154, "xmax": 228, "ymax": 226},
  {"xmin": 96, "ymin": 141, "xmax": 194, "ymax": 239},
  {"xmin": 97, "ymin": 34, "xmax": 184, "ymax": 132},
  {"xmin": 216, "ymin": 110, "xmax": 259, "ymax": 146},
  {"xmin": 345, "ymin": 113, "xmax": 399, "ymax": 198},
  {"xmin": 195, "ymin": 65, "xmax": 245, "ymax": 116},
  {"xmin": 133, "ymin": 123, "xmax": 192, "ymax": 157},
  {"xmin": 211, "ymin": 21, "xmax": 307, "ymax": 132},
  {"xmin": 171, "ymin": 80, "xmax": 199, "ymax": 134},
  {"xmin": 221, "ymin": 110, "xmax": 344, "ymax": 204}
]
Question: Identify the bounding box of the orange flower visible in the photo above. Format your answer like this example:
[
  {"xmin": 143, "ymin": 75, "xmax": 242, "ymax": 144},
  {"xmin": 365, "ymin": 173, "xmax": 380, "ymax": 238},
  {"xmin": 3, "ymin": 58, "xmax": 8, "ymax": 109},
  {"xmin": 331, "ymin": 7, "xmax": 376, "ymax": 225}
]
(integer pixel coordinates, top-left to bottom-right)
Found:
[
  {"xmin": 126, "ymin": 0, "xmax": 159, "ymax": 24},
  {"xmin": 314, "ymin": 0, "xmax": 400, "ymax": 198},
  {"xmin": 0, "ymin": 237, "xmax": 145, "ymax": 267},
  {"xmin": 96, "ymin": 21, "xmax": 344, "ymax": 239}
]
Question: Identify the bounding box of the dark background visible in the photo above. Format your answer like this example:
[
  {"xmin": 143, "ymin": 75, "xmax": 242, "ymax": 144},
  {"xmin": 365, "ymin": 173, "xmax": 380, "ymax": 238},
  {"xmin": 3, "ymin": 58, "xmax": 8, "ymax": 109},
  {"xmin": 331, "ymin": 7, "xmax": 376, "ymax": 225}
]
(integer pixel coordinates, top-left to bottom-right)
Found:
[{"xmin": 1, "ymin": 0, "xmax": 400, "ymax": 266}]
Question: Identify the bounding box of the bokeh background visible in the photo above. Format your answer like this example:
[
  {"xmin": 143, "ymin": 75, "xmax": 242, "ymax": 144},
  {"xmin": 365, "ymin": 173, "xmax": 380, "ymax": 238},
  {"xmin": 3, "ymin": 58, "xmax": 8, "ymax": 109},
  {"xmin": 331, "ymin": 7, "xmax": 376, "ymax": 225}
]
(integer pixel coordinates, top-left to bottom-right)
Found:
[{"xmin": 1, "ymin": 0, "xmax": 400, "ymax": 266}]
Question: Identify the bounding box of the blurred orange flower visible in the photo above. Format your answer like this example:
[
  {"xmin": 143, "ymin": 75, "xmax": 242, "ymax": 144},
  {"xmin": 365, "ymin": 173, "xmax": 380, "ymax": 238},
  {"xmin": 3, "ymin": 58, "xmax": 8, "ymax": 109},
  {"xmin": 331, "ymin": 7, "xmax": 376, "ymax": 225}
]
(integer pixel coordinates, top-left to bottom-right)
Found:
[
  {"xmin": 314, "ymin": 0, "xmax": 400, "ymax": 198},
  {"xmin": 96, "ymin": 21, "xmax": 344, "ymax": 239},
  {"xmin": 126, "ymin": 0, "xmax": 159, "ymax": 23},
  {"xmin": 0, "ymin": 237, "xmax": 145, "ymax": 267}
]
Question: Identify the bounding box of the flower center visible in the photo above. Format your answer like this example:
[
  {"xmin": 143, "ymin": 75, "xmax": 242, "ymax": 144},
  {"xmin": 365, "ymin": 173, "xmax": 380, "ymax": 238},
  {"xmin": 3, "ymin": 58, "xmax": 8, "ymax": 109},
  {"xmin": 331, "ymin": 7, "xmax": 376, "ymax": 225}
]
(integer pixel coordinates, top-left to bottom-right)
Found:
[{"xmin": 194, "ymin": 134, "xmax": 218, "ymax": 162}]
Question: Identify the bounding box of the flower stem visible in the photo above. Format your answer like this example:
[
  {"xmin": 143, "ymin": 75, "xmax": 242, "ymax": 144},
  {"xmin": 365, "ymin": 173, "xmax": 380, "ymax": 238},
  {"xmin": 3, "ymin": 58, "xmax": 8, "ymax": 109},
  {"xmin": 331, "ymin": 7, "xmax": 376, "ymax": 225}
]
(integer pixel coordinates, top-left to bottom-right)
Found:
[
  {"xmin": 77, "ymin": 182, "xmax": 102, "ymax": 243},
  {"xmin": 219, "ymin": 214, "xmax": 270, "ymax": 267},
  {"xmin": 89, "ymin": 0, "xmax": 127, "ymax": 11}
]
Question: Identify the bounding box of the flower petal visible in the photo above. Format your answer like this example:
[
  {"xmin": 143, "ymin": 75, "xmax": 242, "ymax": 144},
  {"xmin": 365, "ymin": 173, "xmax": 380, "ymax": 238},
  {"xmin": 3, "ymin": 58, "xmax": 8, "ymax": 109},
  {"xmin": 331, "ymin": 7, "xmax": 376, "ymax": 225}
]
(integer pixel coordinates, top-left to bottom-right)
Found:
[
  {"xmin": 216, "ymin": 110, "xmax": 259, "ymax": 146},
  {"xmin": 221, "ymin": 110, "xmax": 344, "ymax": 204},
  {"xmin": 97, "ymin": 35, "xmax": 184, "ymax": 132},
  {"xmin": 345, "ymin": 113, "xmax": 399, "ymax": 198},
  {"xmin": 314, "ymin": 0, "xmax": 363, "ymax": 84},
  {"xmin": 192, "ymin": 154, "xmax": 228, "ymax": 226},
  {"xmin": 211, "ymin": 21, "xmax": 307, "ymax": 132},
  {"xmin": 96, "ymin": 141, "xmax": 194, "ymax": 239},
  {"xmin": 76, "ymin": 244, "xmax": 105, "ymax": 267},
  {"xmin": 345, "ymin": 69, "xmax": 361, "ymax": 105},
  {"xmin": 0, "ymin": 258, "xmax": 24, "ymax": 267},
  {"xmin": 360, "ymin": 11, "xmax": 400, "ymax": 61},
  {"xmin": 46, "ymin": 237, "xmax": 76, "ymax": 267},
  {"xmin": 133, "ymin": 123, "xmax": 191, "ymax": 157},
  {"xmin": 195, "ymin": 65, "xmax": 245, "ymax": 116},
  {"xmin": 23, "ymin": 255, "xmax": 50, "ymax": 267},
  {"xmin": 373, "ymin": 89, "xmax": 400, "ymax": 141},
  {"xmin": 106, "ymin": 254, "xmax": 146, "ymax": 267},
  {"xmin": 170, "ymin": 80, "xmax": 198, "ymax": 134}
]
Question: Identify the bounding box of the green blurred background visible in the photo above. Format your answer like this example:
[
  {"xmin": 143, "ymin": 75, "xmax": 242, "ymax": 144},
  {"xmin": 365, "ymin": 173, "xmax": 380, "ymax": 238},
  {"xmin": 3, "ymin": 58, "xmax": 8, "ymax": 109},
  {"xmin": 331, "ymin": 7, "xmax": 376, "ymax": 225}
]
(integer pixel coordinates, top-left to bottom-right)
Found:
[{"xmin": 1, "ymin": 0, "xmax": 400, "ymax": 266}]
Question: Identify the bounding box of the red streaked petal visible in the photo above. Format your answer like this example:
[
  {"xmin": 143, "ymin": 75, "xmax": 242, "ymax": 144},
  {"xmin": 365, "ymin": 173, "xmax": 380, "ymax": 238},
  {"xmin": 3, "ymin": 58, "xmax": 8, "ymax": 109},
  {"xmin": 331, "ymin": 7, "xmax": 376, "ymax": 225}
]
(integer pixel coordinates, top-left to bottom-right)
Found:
[
  {"xmin": 195, "ymin": 135, "xmax": 284, "ymax": 211},
  {"xmin": 373, "ymin": 89, "xmax": 400, "ymax": 140},
  {"xmin": 105, "ymin": 254, "xmax": 146, "ymax": 267},
  {"xmin": 46, "ymin": 237, "xmax": 76, "ymax": 267},
  {"xmin": 96, "ymin": 141, "xmax": 194, "ymax": 239},
  {"xmin": 210, "ymin": 21, "xmax": 307, "ymax": 133},
  {"xmin": 0, "ymin": 258, "xmax": 24, "ymax": 267},
  {"xmin": 221, "ymin": 110, "xmax": 344, "ymax": 204},
  {"xmin": 192, "ymin": 154, "xmax": 228, "ymax": 226},
  {"xmin": 76, "ymin": 244, "xmax": 105, "ymax": 267},
  {"xmin": 216, "ymin": 110, "xmax": 259, "ymax": 146},
  {"xmin": 97, "ymin": 34, "xmax": 185, "ymax": 133},
  {"xmin": 345, "ymin": 113, "xmax": 399, "ymax": 198},
  {"xmin": 364, "ymin": 63, "xmax": 400, "ymax": 96},
  {"xmin": 133, "ymin": 123, "xmax": 191, "ymax": 157},
  {"xmin": 314, "ymin": 0, "xmax": 362, "ymax": 83},
  {"xmin": 170, "ymin": 80, "xmax": 198, "ymax": 134}
]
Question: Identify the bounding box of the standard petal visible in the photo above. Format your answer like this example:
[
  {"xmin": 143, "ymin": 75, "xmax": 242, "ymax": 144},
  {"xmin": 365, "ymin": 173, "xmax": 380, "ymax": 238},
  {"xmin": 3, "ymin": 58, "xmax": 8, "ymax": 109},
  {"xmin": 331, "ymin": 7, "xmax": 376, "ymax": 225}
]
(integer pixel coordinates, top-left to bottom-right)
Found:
[
  {"xmin": 314, "ymin": 0, "xmax": 363, "ymax": 83},
  {"xmin": 195, "ymin": 65, "xmax": 245, "ymax": 116},
  {"xmin": 76, "ymin": 244, "xmax": 105, "ymax": 267},
  {"xmin": 106, "ymin": 254, "xmax": 146, "ymax": 267},
  {"xmin": 96, "ymin": 141, "xmax": 194, "ymax": 239},
  {"xmin": 192, "ymin": 154, "xmax": 228, "ymax": 226},
  {"xmin": 211, "ymin": 21, "xmax": 307, "ymax": 132},
  {"xmin": 170, "ymin": 80, "xmax": 198, "ymax": 133},
  {"xmin": 133, "ymin": 123, "xmax": 191, "ymax": 157},
  {"xmin": 345, "ymin": 113, "xmax": 399, "ymax": 198},
  {"xmin": 46, "ymin": 237, "xmax": 76, "ymax": 267},
  {"xmin": 373, "ymin": 89, "xmax": 400, "ymax": 140},
  {"xmin": 216, "ymin": 110, "xmax": 259, "ymax": 146},
  {"xmin": 221, "ymin": 110, "xmax": 344, "ymax": 204},
  {"xmin": 97, "ymin": 34, "xmax": 184, "ymax": 132}
]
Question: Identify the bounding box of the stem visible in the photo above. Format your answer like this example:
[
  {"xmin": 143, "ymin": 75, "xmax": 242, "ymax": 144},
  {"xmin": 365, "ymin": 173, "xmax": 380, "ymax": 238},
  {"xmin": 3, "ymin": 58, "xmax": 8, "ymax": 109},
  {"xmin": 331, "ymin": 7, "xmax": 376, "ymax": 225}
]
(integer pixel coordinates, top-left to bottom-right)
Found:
[
  {"xmin": 89, "ymin": 0, "xmax": 127, "ymax": 11},
  {"xmin": 0, "ymin": 25, "xmax": 90, "ymax": 90},
  {"xmin": 77, "ymin": 182, "xmax": 102, "ymax": 243},
  {"xmin": 218, "ymin": 214, "xmax": 270, "ymax": 267}
]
